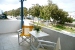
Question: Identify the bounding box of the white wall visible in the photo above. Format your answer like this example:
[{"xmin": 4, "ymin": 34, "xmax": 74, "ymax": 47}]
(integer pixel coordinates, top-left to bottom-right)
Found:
[
  {"xmin": 0, "ymin": 20, "xmax": 21, "ymax": 33},
  {"xmin": 41, "ymin": 27, "xmax": 75, "ymax": 50}
]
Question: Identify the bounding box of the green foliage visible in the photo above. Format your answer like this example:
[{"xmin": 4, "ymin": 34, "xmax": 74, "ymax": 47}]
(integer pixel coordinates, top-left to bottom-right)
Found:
[
  {"xmin": 29, "ymin": 4, "xmax": 41, "ymax": 17},
  {"xmin": 51, "ymin": 8, "xmax": 71, "ymax": 24},
  {"xmin": 53, "ymin": 24, "xmax": 66, "ymax": 30},
  {"xmin": 29, "ymin": 0, "xmax": 72, "ymax": 24},
  {"xmin": 33, "ymin": 25, "xmax": 41, "ymax": 32},
  {"xmin": 3, "ymin": 0, "xmax": 73, "ymax": 24},
  {"xmin": 15, "ymin": 8, "xmax": 20, "ymax": 17},
  {"xmin": 73, "ymin": 19, "xmax": 75, "ymax": 21},
  {"xmin": 24, "ymin": 7, "xmax": 28, "ymax": 17},
  {"xmin": 66, "ymin": 17, "xmax": 73, "ymax": 23},
  {"xmin": 4, "ymin": 7, "xmax": 28, "ymax": 17}
]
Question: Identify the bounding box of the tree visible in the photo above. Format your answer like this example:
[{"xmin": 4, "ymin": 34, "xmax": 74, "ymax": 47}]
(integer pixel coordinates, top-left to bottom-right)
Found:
[
  {"xmin": 29, "ymin": 4, "xmax": 41, "ymax": 18},
  {"xmin": 14, "ymin": 8, "xmax": 20, "ymax": 17},
  {"xmin": 66, "ymin": 17, "xmax": 73, "ymax": 23},
  {"xmin": 51, "ymin": 7, "xmax": 73, "ymax": 24},
  {"xmin": 29, "ymin": 4, "xmax": 41, "ymax": 23},
  {"xmin": 39, "ymin": 6, "xmax": 44, "ymax": 19},
  {"xmin": 4, "ymin": 11, "xmax": 7, "ymax": 15},
  {"xmin": 40, "ymin": 5, "xmax": 51, "ymax": 20},
  {"xmin": 7, "ymin": 10, "xmax": 12, "ymax": 16},
  {"xmin": 11, "ymin": 9, "xmax": 15, "ymax": 17},
  {"xmin": 47, "ymin": 0, "xmax": 52, "ymax": 20},
  {"xmin": 23, "ymin": 7, "xmax": 28, "ymax": 17}
]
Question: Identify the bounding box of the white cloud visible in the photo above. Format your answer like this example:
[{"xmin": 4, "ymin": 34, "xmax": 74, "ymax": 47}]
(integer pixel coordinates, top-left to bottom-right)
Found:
[
  {"xmin": 0, "ymin": 0, "xmax": 19, "ymax": 4},
  {"xmin": 23, "ymin": 0, "xmax": 47, "ymax": 8},
  {"xmin": 0, "ymin": 0, "xmax": 20, "ymax": 11},
  {"xmin": 52, "ymin": 0, "xmax": 75, "ymax": 12},
  {"xmin": 0, "ymin": 3, "xmax": 20, "ymax": 11},
  {"xmin": 0, "ymin": 0, "xmax": 75, "ymax": 12},
  {"xmin": 0, "ymin": 0, "xmax": 47, "ymax": 11}
]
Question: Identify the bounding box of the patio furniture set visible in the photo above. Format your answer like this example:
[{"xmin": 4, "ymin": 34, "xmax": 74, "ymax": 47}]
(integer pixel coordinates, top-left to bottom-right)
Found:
[{"xmin": 17, "ymin": 24, "xmax": 61, "ymax": 50}]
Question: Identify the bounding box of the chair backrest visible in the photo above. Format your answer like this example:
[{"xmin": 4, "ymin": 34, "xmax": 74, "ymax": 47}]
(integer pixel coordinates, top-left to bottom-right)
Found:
[
  {"xmin": 55, "ymin": 37, "xmax": 61, "ymax": 50},
  {"xmin": 22, "ymin": 25, "xmax": 33, "ymax": 36}
]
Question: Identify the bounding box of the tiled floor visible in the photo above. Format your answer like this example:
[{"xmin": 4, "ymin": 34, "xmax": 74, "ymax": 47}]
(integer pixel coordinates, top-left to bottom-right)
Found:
[{"xmin": 0, "ymin": 33, "xmax": 30, "ymax": 50}]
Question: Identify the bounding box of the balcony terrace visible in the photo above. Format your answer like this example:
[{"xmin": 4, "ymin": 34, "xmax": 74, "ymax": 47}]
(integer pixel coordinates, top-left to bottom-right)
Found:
[
  {"xmin": 0, "ymin": 33, "xmax": 30, "ymax": 50},
  {"xmin": 0, "ymin": 19, "xmax": 75, "ymax": 50}
]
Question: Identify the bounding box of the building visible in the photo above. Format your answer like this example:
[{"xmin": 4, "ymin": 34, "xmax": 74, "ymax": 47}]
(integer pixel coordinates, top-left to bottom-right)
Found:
[{"xmin": 68, "ymin": 11, "xmax": 75, "ymax": 19}]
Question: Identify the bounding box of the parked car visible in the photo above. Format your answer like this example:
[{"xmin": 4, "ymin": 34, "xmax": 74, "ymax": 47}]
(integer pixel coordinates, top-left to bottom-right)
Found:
[{"xmin": 0, "ymin": 14, "xmax": 7, "ymax": 19}]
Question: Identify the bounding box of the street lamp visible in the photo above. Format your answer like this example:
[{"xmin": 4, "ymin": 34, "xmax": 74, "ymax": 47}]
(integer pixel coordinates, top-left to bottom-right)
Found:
[{"xmin": 20, "ymin": 0, "xmax": 26, "ymax": 29}]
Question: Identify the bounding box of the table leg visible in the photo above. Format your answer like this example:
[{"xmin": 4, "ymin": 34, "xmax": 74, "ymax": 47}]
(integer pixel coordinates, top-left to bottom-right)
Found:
[{"xmin": 30, "ymin": 35, "xmax": 32, "ymax": 50}]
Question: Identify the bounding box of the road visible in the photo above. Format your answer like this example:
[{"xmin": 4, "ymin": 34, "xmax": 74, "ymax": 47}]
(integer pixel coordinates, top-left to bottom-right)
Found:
[{"xmin": 23, "ymin": 19, "xmax": 33, "ymax": 26}]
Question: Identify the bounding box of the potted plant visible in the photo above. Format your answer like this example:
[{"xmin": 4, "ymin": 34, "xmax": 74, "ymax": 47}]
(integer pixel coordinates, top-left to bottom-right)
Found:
[{"xmin": 33, "ymin": 25, "xmax": 41, "ymax": 33}]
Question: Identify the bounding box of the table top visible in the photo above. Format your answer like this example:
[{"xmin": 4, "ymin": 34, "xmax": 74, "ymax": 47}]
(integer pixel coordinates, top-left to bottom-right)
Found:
[{"xmin": 29, "ymin": 30, "xmax": 49, "ymax": 38}]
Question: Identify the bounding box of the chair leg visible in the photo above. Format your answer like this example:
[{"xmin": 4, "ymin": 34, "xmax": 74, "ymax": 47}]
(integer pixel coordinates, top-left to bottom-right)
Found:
[
  {"xmin": 53, "ymin": 44, "xmax": 56, "ymax": 50},
  {"xmin": 37, "ymin": 41, "xmax": 45, "ymax": 49},
  {"xmin": 18, "ymin": 33, "xmax": 20, "ymax": 45},
  {"xmin": 18, "ymin": 34, "xmax": 24, "ymax": 45}
]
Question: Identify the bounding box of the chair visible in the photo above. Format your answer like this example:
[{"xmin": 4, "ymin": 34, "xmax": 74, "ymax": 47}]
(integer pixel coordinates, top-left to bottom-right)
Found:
[
  {"xmin": 17, "ymin": 25, "xmax": 33, "ymax": 45},
  {"xmin": 55, "ymin": 37, "xmax": 61, "ymax": 50},
  {"xmin": 37, "ymin": 37, "xmax": 61, "ymax": 50}
]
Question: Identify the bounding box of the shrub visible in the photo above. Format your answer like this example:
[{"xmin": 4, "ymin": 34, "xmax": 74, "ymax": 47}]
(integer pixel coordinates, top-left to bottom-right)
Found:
[{"xmin": 54, "ymin": 24, "xmax": 66, "ymax": 30}]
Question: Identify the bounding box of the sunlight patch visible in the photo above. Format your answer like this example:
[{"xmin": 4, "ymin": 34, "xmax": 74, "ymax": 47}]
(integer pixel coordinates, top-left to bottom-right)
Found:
[{"xmin": 11, "ymin": 35, "xmax": 18, "ymax": 37}]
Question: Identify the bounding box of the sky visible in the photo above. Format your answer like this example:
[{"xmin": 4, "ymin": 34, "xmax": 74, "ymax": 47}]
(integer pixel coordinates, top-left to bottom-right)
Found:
[{"xmin": 0, "ymin": 0, "xmax": 75, "ymax": 13}]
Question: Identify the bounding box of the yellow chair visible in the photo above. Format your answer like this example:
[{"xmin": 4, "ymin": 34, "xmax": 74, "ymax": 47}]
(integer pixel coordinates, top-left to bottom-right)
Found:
[{"xmin": 17, "ymin": 25, "xmax": 33, "ymax": 45}]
